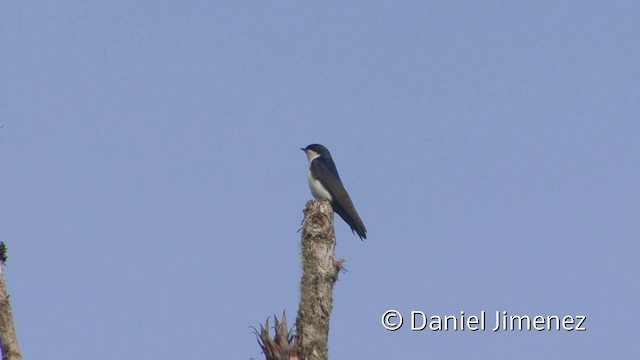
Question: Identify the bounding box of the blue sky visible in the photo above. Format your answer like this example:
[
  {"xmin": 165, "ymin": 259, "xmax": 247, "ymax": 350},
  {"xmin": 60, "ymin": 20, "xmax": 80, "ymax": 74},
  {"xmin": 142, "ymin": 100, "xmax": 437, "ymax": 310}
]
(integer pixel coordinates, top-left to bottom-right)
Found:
[{"xmin": 1, "ymin": 1, "xmax": 638, "ymax": 359}]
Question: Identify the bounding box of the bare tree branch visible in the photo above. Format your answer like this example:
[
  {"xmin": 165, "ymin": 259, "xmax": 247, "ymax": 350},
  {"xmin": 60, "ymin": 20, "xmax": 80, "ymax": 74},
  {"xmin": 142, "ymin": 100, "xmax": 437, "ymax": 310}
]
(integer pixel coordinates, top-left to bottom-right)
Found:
[
  {"xmin": 295, "ymin": 200, "xmax": 344, "ymax": 360},
  {"xmin": 0, "ymin": 243, "xmax": 23, "ymax": 360}
]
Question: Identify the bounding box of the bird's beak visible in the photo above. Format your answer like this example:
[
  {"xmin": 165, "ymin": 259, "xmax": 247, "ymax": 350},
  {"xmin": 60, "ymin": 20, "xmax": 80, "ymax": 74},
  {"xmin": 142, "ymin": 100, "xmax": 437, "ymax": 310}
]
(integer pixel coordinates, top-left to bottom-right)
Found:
[{"xmin": 300, "ymin": 148, "xmax": 306, "ymax": 151}]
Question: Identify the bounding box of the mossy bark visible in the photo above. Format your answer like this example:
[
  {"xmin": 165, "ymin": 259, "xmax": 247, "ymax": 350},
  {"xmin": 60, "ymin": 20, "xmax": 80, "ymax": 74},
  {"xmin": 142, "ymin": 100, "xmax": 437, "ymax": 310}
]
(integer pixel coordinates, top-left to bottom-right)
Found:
[
  {"xmin": 295, "ymin": 200, "xmax": 344, "ymax": 360},
  {"xmin": 0, "ymin": 264, "xmax": 22, "ymax": 360}
]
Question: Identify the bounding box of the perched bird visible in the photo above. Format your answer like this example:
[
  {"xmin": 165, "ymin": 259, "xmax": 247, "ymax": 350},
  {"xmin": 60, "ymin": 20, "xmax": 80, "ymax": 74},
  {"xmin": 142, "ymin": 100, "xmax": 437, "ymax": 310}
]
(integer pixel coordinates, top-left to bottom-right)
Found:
[{"xmin": 301, "ymin": 144, "xmax": 367, "ymax": 240}]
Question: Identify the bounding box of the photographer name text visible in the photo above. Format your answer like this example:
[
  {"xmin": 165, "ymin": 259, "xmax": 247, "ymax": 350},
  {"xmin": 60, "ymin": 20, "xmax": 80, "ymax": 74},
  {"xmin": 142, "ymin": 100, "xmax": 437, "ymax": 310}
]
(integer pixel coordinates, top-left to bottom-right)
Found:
[{"xmin": 381, "ymin": 310, "xmax": 587, "ymax": 332}]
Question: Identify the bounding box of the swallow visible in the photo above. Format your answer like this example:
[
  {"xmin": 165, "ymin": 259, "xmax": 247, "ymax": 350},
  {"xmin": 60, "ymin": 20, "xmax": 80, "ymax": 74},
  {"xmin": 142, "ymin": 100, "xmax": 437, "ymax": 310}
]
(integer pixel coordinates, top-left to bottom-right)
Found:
[{"xmin": 302, "ymin": 144, "xmax": 367, "ymax": 240}]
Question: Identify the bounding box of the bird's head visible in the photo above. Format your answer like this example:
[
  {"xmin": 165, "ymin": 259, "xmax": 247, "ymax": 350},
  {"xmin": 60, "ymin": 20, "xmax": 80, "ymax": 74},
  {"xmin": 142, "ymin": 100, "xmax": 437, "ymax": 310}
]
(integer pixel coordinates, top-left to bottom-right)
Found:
[{"xmin": 301, "ymin": 144, "xmax": 332, "ymax": 162}]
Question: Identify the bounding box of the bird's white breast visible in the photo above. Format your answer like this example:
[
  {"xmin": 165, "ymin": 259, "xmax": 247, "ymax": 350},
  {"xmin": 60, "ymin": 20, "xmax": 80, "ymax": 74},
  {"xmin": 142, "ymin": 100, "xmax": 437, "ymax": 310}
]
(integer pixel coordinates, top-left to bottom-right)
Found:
[{"xmin": 307, "ymin": 167, "xmax": 332, "ymax": 201}]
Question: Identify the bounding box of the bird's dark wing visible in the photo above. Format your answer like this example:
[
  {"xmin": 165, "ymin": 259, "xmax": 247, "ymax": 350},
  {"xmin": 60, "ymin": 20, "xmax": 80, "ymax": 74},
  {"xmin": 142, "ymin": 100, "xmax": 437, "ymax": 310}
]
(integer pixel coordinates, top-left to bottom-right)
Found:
[{"xmin": 310, "ymin": 159, "xmax": 367, "ymax": 240}]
